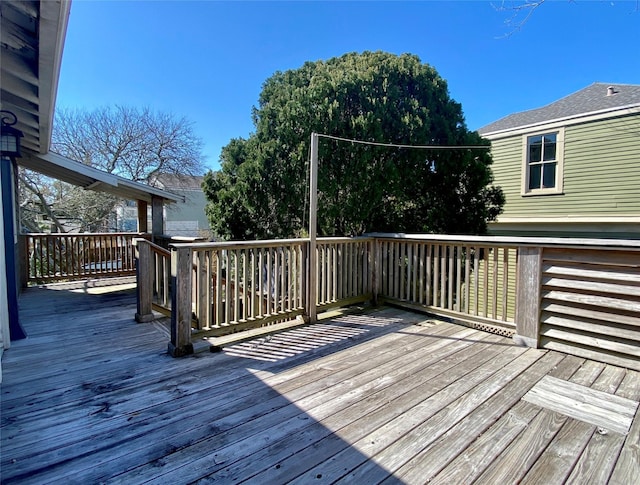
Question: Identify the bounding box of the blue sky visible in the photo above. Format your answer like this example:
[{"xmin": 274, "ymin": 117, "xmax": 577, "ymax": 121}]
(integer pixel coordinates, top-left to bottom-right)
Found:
[{"xmin": 56, "ymin": 1, "xmax": 640, "ymax": 171}]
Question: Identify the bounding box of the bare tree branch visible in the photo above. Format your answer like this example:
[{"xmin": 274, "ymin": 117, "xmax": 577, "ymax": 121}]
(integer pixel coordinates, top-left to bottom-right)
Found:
[
  {"xmin": 18, "ymin": 105, "xmax": 206, "ymax": 233},
  {"xmin": 492, "ymin": 0, "xmax": 546, "ymax": 37}
]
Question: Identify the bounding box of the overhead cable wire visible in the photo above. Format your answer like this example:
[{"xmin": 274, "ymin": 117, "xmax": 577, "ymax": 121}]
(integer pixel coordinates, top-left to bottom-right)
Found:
[{"xmin": 316, "ymin": 133, "xmax": 490, "ymax": 150}]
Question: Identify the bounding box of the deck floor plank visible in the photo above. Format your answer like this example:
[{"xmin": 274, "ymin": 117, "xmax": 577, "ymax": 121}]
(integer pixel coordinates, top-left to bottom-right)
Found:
[
  {"xmin": 2, "ymin": 319, "xmax": 451, "ymax": 454},
  {"xmin": 2, "ymin": 281, "xmax": 638, "ymax": 484},
  {"xmin": 4, "ymin": 320, "xmax": 466, "ymax": 483},
  {"xmin": 389, "ymin": 353, "xmax": 586, "ymax": 484},
  {"xmin": 99, "ymin": 329, "xmax": 506, "ymax": 484},
  {"xmin": 466, "ymin": 359, "xmax": 606, "ymax": 485},
  {"xmin": 287, "ymin": 345, "xmax": 540, "ymax": 485},
  {"xmin": 225, "ymin": 333, "xmax": 508, "ymax": 485}
]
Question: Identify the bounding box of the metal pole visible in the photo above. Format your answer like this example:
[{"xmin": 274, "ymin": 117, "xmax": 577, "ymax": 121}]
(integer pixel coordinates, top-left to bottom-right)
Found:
[{"xmin": 308, "ymin": 133, "xmax": 318, "ymax": 322}]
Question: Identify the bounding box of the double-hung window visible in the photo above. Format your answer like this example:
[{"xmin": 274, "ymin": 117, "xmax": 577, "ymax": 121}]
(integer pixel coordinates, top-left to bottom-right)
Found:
[{"xmin": 522, "ymin": 128, "xmax": 564, "ymax": 195}]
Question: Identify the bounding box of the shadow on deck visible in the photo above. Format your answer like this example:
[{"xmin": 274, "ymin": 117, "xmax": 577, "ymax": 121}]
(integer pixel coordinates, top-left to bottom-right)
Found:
[{"xmin": 1, "ymin": 279, "xmax": 639, "ymax": 484}]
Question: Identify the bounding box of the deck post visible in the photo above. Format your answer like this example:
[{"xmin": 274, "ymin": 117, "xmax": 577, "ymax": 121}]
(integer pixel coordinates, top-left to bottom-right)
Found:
[
  {"xmin": 514, "ymin": 246, "xmax": 542, "ymax": 348},
  {"xmin": 134, "ymin": 239, "xmax": 155, "ymax": 323},
  {"xmin": 307, "ymin": 132, "xmax": 318, "ymax": 323},
  {"xmin": 169, "ymin": 245, "xmax": 194, "ymax": 357}
]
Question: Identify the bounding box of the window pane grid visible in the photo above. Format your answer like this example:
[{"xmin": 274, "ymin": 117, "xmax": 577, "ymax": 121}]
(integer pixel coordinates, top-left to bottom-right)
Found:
[{"xmin": 527, "ymin": 132, "xmax": 558, "ymax": 191}]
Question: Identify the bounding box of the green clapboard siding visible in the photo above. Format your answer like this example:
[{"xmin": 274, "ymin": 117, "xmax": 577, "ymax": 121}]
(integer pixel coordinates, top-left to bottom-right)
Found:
[{"xmin": 489, "ymin": 113, "xmax": 640, "ymax": 217}]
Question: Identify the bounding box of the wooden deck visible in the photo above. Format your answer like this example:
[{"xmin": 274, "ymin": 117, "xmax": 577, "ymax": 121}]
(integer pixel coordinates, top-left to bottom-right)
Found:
[{"xmin": 1, "ymin": 280, "xmax": 639, "ymax": 484}]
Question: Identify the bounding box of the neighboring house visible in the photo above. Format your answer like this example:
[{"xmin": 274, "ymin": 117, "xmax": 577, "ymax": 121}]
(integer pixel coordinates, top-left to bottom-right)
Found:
[
  {"xmin": 478, "ymin": 83, "xmax": 640, "ymax": 239},
  {"xmin": 115, "ymin": 175, "xmax": 211, "ymax": 238}
]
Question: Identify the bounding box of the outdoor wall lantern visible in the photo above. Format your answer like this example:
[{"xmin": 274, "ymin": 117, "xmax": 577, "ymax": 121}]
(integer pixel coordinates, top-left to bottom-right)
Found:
[{"xmin": 0, "ymin": 110, "xmax": 24, "ymax": 159}]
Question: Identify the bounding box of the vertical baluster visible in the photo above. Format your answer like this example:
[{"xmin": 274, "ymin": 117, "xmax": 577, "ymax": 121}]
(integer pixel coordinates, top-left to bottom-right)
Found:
[
  {"xmin": 388, "ymin": 240, "xmax": 394, "ymax": 298},
  {"xmin": 258, "ymin": 249, "xmax": 264, "ymax": 317},
  {"xmin": 483, "ymin": 247, "xmax": 489, "ymax": 318},
  {"xmin": 455, "ymin": 244, "xmax": 462, "ymax": 312},
  {"xmin": 233, "ymin": 249, "xmax": 240, "ymax": 322},
  {"xmin": 491, "ymin": 247, "xmax": 500, "ymax": 320},
  {"xmin": 472, "ymin": 247, "xmax": 479, "ymax": 316},
  {"xmin": 338, "ymin": 243, "xmax": 345, "ymax": 300},
  {"xmin": 332, "ymin": 243, "xmax": 337, "ymax": 302},
  {"xmin": 317, "ymin": 244, "xmax": 324, "ymax": 305},
  {"xmin": 249, "ymin": 249, "xmax": 255, "ymax": 318},
  {"xmin": 204, "ymin": 251, "xmax": 213, "ymax": 328},
  {"xmin": 222, "ymin": 249, "xmax": 230, "ymax": 325},
  {"xmin": 353, "ymin": 241, "xmax": 358, "ymax": 298},
  {"xmin": 282, "ymin": 245, "xmax": 288, "ymax": 313},
  {"xmin": 273, "ymin": 247, "xmax": 280, "ymax": 314},
  {"xmin": 163, "ymin": 251, "xmax": 168, "ymax": 303},
  {"xmin": 214, "ymin": 250, "xmax": 221, "ymax": 325},
  {"xmin": 286, "ymin": 245, "xmax": 292, "ymax": 312},
  {"xmin": 297, "ymin": 244, "xmax": 303, "ymax": 309},
  {"xmin": 463, "ymin": 245, "xmax": 469, "ymax": 314},
  {"xmin": 242, "ymin": 248, "xmax": 247, "ymax": 321},
  {"xmin": 446, "ymin": 245, "xmax": 453, "ymax": 309},
  {"xmin": 293, "ymin": 244, "xmax": 298, "ymax": 310},
  {"xmin": 424, "ymin": 243, "xmax": 431, "ymax": 306},
  {"xmin": 440, "ymin": 245, "xmax": 446, "ymax": 308},
  {"xmin": 417, "ymin": 243, "xmax": 424, "ymax": 305},
  {"xmin": 432, "ymin": 244, "xmax": 439, "ymax": 307},
  {"xmin": 266, "ymin": 248, "xmax": 272, "ymax": 315},
  {"xmin": 502, "ymin": 247, "xmax": 509, "ymax": 321}
]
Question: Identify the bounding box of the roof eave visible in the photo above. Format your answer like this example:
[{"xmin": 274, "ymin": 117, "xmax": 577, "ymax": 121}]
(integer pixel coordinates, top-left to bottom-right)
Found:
[
  {"xmin": 20, "ymin": 149, "xmax": 184, "ymax": 204},
  {"xmin": 37, "ymin": 0, "xmax": 72, "ymax": 154},
  {"xmin": 480, "ymin": 103, "xmax": 640, "ymax": 139}
]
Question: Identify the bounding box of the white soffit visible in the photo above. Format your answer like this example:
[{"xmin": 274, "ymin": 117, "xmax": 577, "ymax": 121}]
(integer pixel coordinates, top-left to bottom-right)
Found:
[{"xmin": 19, "ymin": 149, "xmax": 183, "ymax": 203}]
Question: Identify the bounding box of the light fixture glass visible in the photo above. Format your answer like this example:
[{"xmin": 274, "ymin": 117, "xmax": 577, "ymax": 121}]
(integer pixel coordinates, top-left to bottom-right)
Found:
[{"xmin": 0, "ymin": 110, "xmax": 24, "ymax": 158}]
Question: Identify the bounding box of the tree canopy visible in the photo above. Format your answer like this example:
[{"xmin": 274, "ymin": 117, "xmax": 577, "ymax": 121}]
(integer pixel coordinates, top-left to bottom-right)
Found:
[
  {"xmin": 203, "ymin": 51, "xmax": 504, "ymax": 240},
  {"xmin": 20, "ymin": 106, "xmax": 205, "ymax": 232}
]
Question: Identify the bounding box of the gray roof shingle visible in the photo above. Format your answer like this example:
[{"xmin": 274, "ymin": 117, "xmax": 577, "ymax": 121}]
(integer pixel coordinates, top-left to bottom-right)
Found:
[{"xmin": 477, "ymin": 82, "xmax": 640, "ymax": 135}]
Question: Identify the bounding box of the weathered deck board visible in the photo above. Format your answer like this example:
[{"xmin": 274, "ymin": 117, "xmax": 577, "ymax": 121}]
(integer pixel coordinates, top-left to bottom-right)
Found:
[
  {"xmin": 1, "ymin": 281, "xmax": 639, "ymax": 484},
  {"xmin": 522, "ymin": 374, "xmax": 638, "ymax": 435},
  {"xmin": 384, "ymin": 353, "xmax": 585, "ymax": 484}
]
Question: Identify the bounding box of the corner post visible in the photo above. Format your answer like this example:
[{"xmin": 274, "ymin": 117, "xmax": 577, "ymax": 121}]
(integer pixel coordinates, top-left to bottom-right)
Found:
[
  {"xmin": 514, "ymin": 246, "xmax": 543, "ymax": 348},
  {"xmin": 307, "ymin": 133, "xmax": 318, "ymax": 323},
  {"xmin": 134, "ymin": 238, "xmax": 155, "ymax": 323},
  {"xmin": 169, "ymin": 245, "xmax": 194, "ymax": 357}
]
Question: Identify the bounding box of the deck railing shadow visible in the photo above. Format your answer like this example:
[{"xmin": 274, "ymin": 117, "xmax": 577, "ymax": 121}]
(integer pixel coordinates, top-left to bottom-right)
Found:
[
  {"xmin": 4, "ymin": 284, "xmax": 412, "ymax": 483},
  {"xmin": 135, "ymin": 233, "xmax": 640, "ymax": 371}
]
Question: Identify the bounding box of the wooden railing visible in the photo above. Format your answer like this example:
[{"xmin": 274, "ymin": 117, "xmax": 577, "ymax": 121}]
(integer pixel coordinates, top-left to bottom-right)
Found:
[
  {"xmin": 134, "ymin": 238, "xmax": 171, "ymax": 323},
  {"xmin": 23, "ymin": 233, "xmax": 141, "ymax": 284},
  {"xmin": 163, "ymin": 239, "xmax": 308, "ymax": 355},
  {"xmin": 135, "ymin": 233, "xmax": 640, "ymax": 370},
  {"xmin": 316, "ymin": 237, "xmax": 373, "ymax": 309},
  {"xmin": 374, "ymin": 235, "xmax": 518, "ymax": 336}
]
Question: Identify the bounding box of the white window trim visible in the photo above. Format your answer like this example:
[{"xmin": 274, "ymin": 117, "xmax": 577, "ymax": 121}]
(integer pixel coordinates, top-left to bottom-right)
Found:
[{"xmin": 521, "ymin": 127, "xmax": 565, "ymax": 196}]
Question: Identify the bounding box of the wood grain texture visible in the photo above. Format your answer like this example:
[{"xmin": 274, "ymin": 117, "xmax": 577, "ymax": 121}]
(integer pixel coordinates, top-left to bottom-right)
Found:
[
  {"xmin": 523, "ymin": 377, "xmax": 629, "ymax": 425},
  {"xmin": 515, "ymin": 246, "xmax": 542, "ymax": 347},
  {"xmin": 2, "ymin": 282, "xmax": 639, "ymax": 484}
]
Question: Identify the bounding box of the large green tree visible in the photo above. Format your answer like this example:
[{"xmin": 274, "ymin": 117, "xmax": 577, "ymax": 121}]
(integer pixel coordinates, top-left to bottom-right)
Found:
[{"xmin": 204, "ymin": 51, "xmax": 504, "ymax": 240}]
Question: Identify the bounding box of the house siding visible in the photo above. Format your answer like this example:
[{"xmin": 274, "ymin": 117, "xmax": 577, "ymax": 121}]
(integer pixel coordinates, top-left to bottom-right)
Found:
[
  {"xmin": 164, "ymin": 189, "xmax": 211, "ymax": 238},
  {"xmin": 488, "ymin": 113, "xmax": 640, "ymax": 238}
]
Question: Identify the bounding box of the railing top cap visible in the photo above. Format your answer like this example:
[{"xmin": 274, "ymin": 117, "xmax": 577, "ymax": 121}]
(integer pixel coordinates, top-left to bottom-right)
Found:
[
  {"xmin": 365, "ymin": 232, "xmax": 640, "ymax": 250},
  {"xmin": 160, "ymin": 232, "xmax": 640, "ymax": 251}
]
